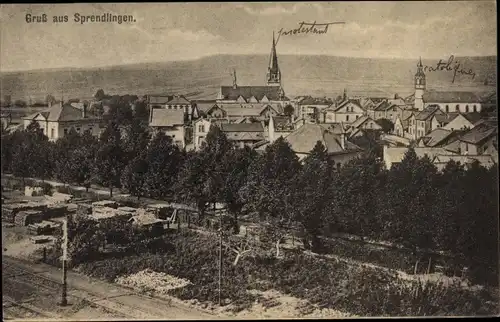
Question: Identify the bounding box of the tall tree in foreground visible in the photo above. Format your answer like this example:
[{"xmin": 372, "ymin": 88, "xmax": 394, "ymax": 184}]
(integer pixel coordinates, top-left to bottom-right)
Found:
[
  {"xmin": 94, "ymin": 121, "xmax": 126, "ymax": 197},
  {"xmin": 144, "ymin": 132, "xmax": 183, "ymax": 199},
  {"xmin": 240, "ymin": 137, "xmax": 301, "ymax": 257},
  {"xmin": 293, "ymin": 141, "xmax": 334, "ymax": 252}
]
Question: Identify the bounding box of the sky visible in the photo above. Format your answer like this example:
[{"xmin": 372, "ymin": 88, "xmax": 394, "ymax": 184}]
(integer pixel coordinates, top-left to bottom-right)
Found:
[{"xmin": 0, "ymin": 2, "xmax": 497, "ymax": 72}]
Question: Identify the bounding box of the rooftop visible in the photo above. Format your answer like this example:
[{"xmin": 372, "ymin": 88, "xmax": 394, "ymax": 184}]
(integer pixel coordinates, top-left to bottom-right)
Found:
[
  {"xmin": 419, "ymin": 128, "xmax": 454, "ymax": 147},
  {"xmin": 285, "ymin": 123, "xmax": 360, "ymax": 155},
  {"xmin": 459, "ymin": 123, "xmax": 497, "ymax": 145},
  {"xmin": 23, "ymin": 102, "xmax": 97, "ymax": 122},
  {"xmin": 149, "ymin": 109, "xmax": 185, "ymax": 127},
  {"xmin": 219, "ymin": 86, "xmax": 288, "ymax": 101},
  {"xmin": 423, "ymin": 91, "xmax": 481, "ymax": 103},
  {"xmin": 220, "ymin": 122, "xmax": 264, "ymax": 132}
]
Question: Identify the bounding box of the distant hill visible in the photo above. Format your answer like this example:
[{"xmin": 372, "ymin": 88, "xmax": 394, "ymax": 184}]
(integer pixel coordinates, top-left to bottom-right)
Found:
[{"xmin": 0, "ymin": 54, "xmax": 496, "ymax": 102}]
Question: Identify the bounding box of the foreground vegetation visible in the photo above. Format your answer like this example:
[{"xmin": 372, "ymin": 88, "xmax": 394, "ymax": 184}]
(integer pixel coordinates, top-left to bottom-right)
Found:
[{"xmin": 45, "ymin": 218, "xmax": 496, "ymax": 317}]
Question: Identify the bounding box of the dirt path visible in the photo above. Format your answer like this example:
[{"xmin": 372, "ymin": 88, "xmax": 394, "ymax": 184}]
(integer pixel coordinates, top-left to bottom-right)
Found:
[{"xmin": 2, "ymin": 256, "xmax": 215, "ymax": 320}]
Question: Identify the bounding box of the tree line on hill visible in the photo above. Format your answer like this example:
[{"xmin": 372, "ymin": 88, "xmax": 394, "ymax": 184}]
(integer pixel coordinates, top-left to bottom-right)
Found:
[{"xmin": 0, "ymin": 111, "xmax": 497, "ymax": 284}]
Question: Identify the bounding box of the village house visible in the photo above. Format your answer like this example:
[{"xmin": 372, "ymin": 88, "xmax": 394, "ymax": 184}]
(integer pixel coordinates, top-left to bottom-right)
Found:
[
  {"xmin": 268, "ymin": 115, "xmax": 296, "ymax": 143},
  {"xmin": 394, "ymin": 113, "xmax": 414, "ymax": 138},
  {"xmin": 282, "ymin": 123, "xmax": 363, "ymax": 165},
  {"xmin": 455, "ymin": 121, "xmax": 497, "ymax": 156},
  {"xmin": 22, "ymin": 101, "xmax": 103, "ymax": 141},
  {"xmin": 416, "ymin": 128, "xmax": 463, "ymax": 148},
  {"xmin": 219, "ymin": 122, "xmax": 266, "ymax": 148},
  {"xmin": 407, "ymin": 105, "xmax": 445, "ymax": 140},
  {"xmin": 193, "ymin": 118, "xmax": 211, "ymax": 150},
  {"xmin": 297, "ymin": 96, "xmax": 333, "ymax": 123},
  {"xmin": 346, "ymin": 115, "xmax": 383, "ymax": 134},
  {"xmin": 147, "ymin": 94, "xmax": 198, "ymax": 121},
  {"xmin": 149, "ymin": 108, "xmax": 186, "ymax": 148},
  {"xmin": 323, "ymin": 94, "xmax": 365, "ymax": 124},
  {"xmin": 206, "ymin": 103, "xmax": 280, "ymax": 122},
  {"xmin": 442, "ymin": 112, "xmax": 482, "ymax": 131}
]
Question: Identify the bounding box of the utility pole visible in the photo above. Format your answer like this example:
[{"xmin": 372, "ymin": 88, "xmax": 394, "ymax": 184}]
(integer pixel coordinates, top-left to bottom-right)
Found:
[
  {"xmin": 60, "ymin": 216, "xmax": 68, "ymax": 306},
  {"xmin": 218, "ymin": 204, "xmax": 222, "ymax": 306}
]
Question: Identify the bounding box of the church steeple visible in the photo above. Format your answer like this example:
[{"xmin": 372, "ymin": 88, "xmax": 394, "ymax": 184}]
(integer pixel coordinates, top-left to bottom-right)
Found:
[
  {"xmin": 414, "ymin": 57, "xmax": 426, "ymax": 111},
  {"xmin": 266, "ymin": 32, "xmax": 281, "ymax": 86}
]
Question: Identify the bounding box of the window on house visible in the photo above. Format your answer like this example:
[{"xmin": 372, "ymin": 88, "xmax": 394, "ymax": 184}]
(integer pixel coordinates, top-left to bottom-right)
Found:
[
  {"xmin": 455, "ymin": 104, "xmax": 459, "ymax": 111},
  {"xmin": 64, "ymin": 129, "xmax": 68, "ymax": 135},
  {"xmin": 465, "ymin": 143, "xmax": 468, "ymax": 152},
  {"xmin": 51, "ymin": 128, "xmax": 54, "ymax": 138},
  {"xmin": 356, "ymin": 115, "xmax": 359, "ymax": 119},
  {"xmin": 76, "ymin": 127, "xmax": 81, "ymax": 133},
  {"xmin": 346, "ymin": 115, "xmax": 349, "ymax": 122},
  {"xmin": 445, "ymin": 105, "xmax": 449, "ymax": 112},
  {"xmin": 473, "ymin": 105, "xmax": 477, "ymax": 112},
  {"xmin": 172, "ymin": 135, "xmax": 175, "ymax": 138},
  {"xmin": 465, "ymin": 105, "xmax": 469, "ymax": 113}
]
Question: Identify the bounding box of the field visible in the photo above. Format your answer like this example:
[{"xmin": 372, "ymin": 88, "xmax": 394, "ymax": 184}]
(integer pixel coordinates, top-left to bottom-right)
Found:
[{"xmin": 1, "ymin": 54, "xmax": 496, "ymax": 103}]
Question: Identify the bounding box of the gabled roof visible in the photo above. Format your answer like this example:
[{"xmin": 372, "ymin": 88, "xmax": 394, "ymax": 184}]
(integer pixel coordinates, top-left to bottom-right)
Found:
[
  {"xmin": 298, "ymin": 96, "xmax": 333, "ymax": 105},
  {"xmin": 222, "ymin": 107, "xmax": 264, "ymax": 117},
  {"xmin": 23, "ymin": 102, "xmax": 95, "ymax": 122},
  {"xmin": 349, "ymin": 115, "xmax": 372, "ymax": 129},
  {"xmin": 285, "ymin": 123, "xmax": 361, "ymax": 155},
  {"xmin": 433, "ymin": 155, "xmax": 496, "ymax": 168},
  {"xmin": 423, "ymin": 91, "xmax": 481, "ymax": 103},
  {"xmin": 459, "ymin": 123, "xmax": 497, "ymax": 145},
  {"xmin": 148, "ymin": 95, "xmax": 190, "ymax": 105},
  {"xmin": 332, "ymin": 98, "xmax": 364, "ymax": 112},
  {"xmin": 419, "ymin": 128, "xmax": 454, "ymax": 147},
  {"xmin": 192, "ymin": 100, "xmax": 218, "ymax": 113},
  {"xmin": 462, "ymin": 112, "xmax": 483, "ymax": 124},
  {"xmin": 374, "ymin": 100, "xmax": 393, "ymax": 111},
  {"xmin": 220, "ymin": 122, "xmax": 264, "ymax": 132},
  {"xmin": 384, "ymin": 147, "xmax": 450, "ymax": 166},
  {"xmin": 320, "ymin": 122, "xmax": 348, "ymax": 134},
  {"xmin": 434, "ymin": 113, "xmax": 457, "ymax": 124},
  {"xmin": 149, "ymin": 109, "xmax": 184, "ymax": 127},
  {"xmin": 415, "ymin": 105, "xmax": 442, "ymax": 121},
  {"xmin": 219, "ymin": 86, "xmax": 288, "ymax": 101},
  {"xmin": 443, "ymin": 140, "xmax": 461, "ymax": 153}
]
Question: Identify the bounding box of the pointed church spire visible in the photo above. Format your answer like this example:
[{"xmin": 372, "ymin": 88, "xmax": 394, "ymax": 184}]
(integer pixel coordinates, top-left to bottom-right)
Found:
[
  {"xmin": 418, "ymin": 56, "xmax": 423, "ymax": 68},
  {"xmin": 267, "ymin": 31, "xmax": 281, "ymax": 86},
  {"xmin": 232, "ymin": 68, "xmax": 237, "ymax": 89}
]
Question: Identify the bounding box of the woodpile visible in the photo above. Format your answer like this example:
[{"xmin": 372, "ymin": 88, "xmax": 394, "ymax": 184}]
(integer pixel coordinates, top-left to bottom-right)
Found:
[
  {"xmin": 14, "ymin": 210, "xmax": 44, "ymax": 226},
  {"xmin": 27, "ymin": 220, "xmax": 62, "ymax": 235},
  {"xmin": 2, "ymin": 203, "xmax": 47, "ymax": 223}
]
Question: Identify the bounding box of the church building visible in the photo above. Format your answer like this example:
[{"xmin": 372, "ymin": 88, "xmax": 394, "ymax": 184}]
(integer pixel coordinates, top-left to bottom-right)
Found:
[
  {"xmin": 215, "ymin": 33, "xmax": 293, "ymax": 117},
  {"xmin": 413, "ymin": 58, "xmax": 482, "ymax": 114}
]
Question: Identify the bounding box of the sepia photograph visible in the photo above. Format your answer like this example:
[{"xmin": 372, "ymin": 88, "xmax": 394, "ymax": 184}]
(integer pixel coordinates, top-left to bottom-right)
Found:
[{"xmin": 0, "ymin": 1, "xmax": 498, "ymax": 320}]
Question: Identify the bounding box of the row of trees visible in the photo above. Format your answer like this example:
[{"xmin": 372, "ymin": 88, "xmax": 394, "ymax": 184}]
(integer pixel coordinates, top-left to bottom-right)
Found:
[{"xmin": 1, "ymin": 114, "xmax": 497, "ymax": 279}]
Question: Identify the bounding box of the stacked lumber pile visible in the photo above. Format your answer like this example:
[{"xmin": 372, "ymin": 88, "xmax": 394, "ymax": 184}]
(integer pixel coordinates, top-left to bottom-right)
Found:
[
  {"xmin": 2, "ymin": 202, "xmax": 47, "ymax": 223},
  {"xmin": 14, "ymin": 210, "xmax": 44, "ymax": 226}
]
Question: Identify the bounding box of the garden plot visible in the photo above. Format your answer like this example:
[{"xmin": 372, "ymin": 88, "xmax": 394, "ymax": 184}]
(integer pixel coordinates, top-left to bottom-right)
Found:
[{"xmin": 115, "ymin": 269, "xmax": 192, "ymax": 296}]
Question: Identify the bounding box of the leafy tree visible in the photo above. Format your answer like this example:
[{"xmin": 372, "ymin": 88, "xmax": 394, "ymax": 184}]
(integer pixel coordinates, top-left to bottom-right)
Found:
[
  {"xmin": 122, "ymin": 117, "xmax": 150, "ymax": 159},
  {"xmin": 121, "ymin": 150, "xmax": 149, "ymax": 200},
  {"xmin": 69, "ymin": 131, "xmax": 98, "ymax": 191},
  {"xmin": 215, "ymin": 146, "xmax": 258, "ymax": 233},
  {"xmin": 293, "ymin": 141, "xmax": 334, "ymax": 251},
  {"xmin": 133, "ymin": 100, "xmax": 149, "ymax": 121},
  {"xmin": 94, "ymin": 89, "xmax": 107, "ymax": 101},
  {"xmin": 94, "ymin": 121, "xmax": 126, "ymax": 197},
  {"xmin": 144, "ymin": 132, "xmax": 183, "ymax": 199},
  {"xmin": 240, "ymin": 137, "xmax": 301, "ymax": 257},
  {"xmin": 284, "ymin": 104, "xmax": 295, "ymax": 117},
  {"xmin": 376, "ymin": 118, "xmax": 394, "ymax": 133},
  {"xmin": 45, "ymin": 94, "xmax": 57, "ymax": 106}
]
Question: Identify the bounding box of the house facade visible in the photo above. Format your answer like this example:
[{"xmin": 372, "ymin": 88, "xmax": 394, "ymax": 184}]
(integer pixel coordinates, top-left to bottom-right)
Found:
[
  {"xmin": 297, "ymin": 96, "xmax": 332, "ymax": 123},
  {"xmin": 147, "ymin": 95, "xmax": 198, "ymax": 121},
  {"xmin": 268, "ymin": 115, "xmax": 295, "ymax": 143},
  {"xmin": 323, "ymin": 97, "xmax": 365, "ymax": 124},
  {"xmin": 284, "ymin": 123, "xmax": 363, "ymax": 165},
  {"xmin": 193, "ymin": 118, "xmax": 212, "ymax": 150},
  {"xmin": 220, "ymin": 122, "xmax": 266, "ymax": 148},
  {"xmin": 22, "ymin": 101, "xmax": 103, "ymax": 141},
  {"xmin": 149, "ymin": 108, "xmax": 186, "ymax": 148}
]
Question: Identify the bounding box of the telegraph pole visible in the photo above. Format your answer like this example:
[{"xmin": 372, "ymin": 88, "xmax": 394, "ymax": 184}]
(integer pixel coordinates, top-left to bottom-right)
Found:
[
  {"xmin": 218, "ymin": 204, "xmax": 222, "ymax": 306},
  {"xmin": 60, "ymin": 216, "xmax": 68, "ymax": 306}
]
